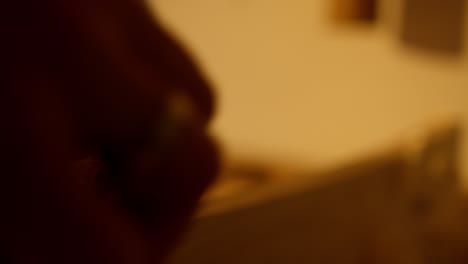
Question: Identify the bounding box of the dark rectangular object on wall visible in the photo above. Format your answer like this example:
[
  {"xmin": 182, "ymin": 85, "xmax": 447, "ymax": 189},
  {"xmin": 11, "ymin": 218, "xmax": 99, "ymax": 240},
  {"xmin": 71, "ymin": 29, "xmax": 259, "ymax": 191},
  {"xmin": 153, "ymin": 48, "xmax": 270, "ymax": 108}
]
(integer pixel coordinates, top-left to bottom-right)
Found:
[
  {"xmin": 401, "ymin": 0, "xmax": 466, "ymax": 55},
  {"xmin": 332, "ymin": 0, "xmax": 378, "ymax": 23}
]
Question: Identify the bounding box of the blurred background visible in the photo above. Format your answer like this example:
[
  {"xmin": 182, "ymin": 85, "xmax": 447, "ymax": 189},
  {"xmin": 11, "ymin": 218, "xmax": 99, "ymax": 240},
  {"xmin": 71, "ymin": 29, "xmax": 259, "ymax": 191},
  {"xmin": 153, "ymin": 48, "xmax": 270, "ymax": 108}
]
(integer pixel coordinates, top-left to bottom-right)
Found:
[
  {"xmin": 145, "ymin": 0, "xmax": 468, "ymax": 263},
  {"xmin": 148, "ymin": 0, "xmax": 467, "ymax": 186}
]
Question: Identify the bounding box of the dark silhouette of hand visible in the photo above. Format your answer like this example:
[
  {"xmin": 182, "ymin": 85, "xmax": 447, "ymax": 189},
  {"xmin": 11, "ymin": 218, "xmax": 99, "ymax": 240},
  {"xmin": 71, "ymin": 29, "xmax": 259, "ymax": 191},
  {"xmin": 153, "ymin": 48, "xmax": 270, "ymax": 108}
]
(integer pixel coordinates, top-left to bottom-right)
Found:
[{"xmin": 1, "ymin": 0, "xmax": 219, "ymax": 263}]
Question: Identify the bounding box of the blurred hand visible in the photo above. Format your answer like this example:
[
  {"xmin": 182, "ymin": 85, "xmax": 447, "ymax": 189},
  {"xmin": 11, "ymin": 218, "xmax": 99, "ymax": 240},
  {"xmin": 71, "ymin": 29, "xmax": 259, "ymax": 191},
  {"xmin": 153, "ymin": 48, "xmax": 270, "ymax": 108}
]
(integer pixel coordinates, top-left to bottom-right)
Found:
[{"xmin": 1, "ymin": 0, "xmax": 219, "ymax": 263}]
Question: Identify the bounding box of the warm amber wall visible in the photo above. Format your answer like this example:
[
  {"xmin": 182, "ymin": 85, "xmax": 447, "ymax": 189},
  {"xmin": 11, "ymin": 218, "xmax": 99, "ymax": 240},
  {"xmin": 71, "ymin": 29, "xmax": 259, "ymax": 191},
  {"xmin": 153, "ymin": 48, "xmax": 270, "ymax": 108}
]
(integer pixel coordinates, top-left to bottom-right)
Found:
[{"xmin": 149, "ymin": 0, "xmax": 468, "ymax": 185}]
